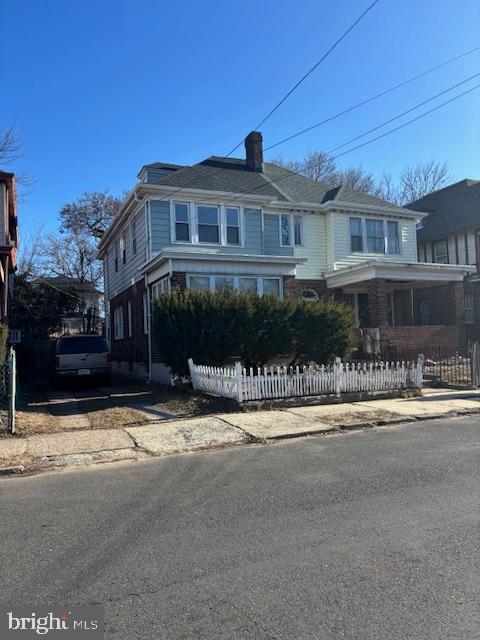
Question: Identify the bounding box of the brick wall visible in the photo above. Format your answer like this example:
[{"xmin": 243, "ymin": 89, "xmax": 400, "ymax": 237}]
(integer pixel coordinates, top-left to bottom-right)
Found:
[
  {"xmin": 109, "ymin": 280, "xmax": 148, "ymax": 367},
  {"xmin": 171, "ymin": 272, "xmax": 186, "ymax": 291},
  {"xmin": 367, "ymin": 278, "xmax": 388, "ymax": 327},
  {"xmin": 379, "ymin": 325, "xmax": 460, "ymax": 359},
  {"xmin": 283, "ymin": 277, "xmax": 331, "ymax": 300}
]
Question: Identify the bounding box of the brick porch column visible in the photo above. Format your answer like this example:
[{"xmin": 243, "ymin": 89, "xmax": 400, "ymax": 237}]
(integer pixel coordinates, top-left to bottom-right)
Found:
[
  {"xmin": 170, "ymin": 272, "xmax": 186, "ymax": 291},
  {"xmin": 367, "ymin": 278, "xmax": 388, "ymax": 327}
]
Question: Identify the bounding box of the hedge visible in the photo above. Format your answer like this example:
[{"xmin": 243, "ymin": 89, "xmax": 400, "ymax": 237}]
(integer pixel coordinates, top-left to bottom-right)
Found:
[{"xmin": 152, "ymin": 288, "xmax": 356, "ymax": 377}]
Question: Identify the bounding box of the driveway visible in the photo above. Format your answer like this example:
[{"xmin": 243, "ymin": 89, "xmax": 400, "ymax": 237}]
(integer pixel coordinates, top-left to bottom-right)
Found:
[{"xmin": 1, "ymin": 415, "xmax": 478, "ymax": 639}]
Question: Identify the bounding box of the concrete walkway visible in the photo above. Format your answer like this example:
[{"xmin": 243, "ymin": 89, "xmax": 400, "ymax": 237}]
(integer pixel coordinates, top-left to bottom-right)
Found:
[{"xmin": 2, "ymin": 388, "xmax": 480, "ymax": 475}]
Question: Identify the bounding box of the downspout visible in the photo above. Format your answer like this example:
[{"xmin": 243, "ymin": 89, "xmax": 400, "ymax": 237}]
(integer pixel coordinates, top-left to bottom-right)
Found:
[{"xmin": 145, "ymin": 274, "xmax": 152, "ymax": 384}]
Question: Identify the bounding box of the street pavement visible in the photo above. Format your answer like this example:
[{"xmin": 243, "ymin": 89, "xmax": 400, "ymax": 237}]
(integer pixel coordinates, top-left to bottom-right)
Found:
[{"xmin": 1, "ymin": 415, "xmax": 479, "ymax": 639}]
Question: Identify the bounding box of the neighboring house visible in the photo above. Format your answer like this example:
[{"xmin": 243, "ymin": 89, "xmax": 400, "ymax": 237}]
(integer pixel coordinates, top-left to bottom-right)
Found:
[
  {"xmin": 407, "ymin": 179, "xmax": 480, "ymax": 345},
  {"xmin": 34, "ymin": 276, "xmax": 102, "ymax": 336},
  {"xmin": 99, "ymin": 132, "xmax": 473, "ymax": 382},
  {"xmin": 0, "ymin": 171, "xmax": 18, "ymax": 322}
]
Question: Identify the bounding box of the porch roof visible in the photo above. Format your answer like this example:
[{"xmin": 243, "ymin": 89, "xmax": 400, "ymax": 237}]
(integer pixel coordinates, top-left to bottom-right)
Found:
[{"xmin": 324, "ymin": 260, "xmax": 475, "ymax": 289}]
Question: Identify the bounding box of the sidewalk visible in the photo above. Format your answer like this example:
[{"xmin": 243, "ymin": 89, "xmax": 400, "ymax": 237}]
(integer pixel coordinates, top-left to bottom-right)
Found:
[{"xmin": 2, "ymin": 388, "xmax": 480, "ymax": 475}]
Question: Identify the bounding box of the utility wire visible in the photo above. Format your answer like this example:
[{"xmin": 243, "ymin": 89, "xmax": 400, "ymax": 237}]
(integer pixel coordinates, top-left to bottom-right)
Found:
[
  {"xmin": 225, "ymin": 0, "xmax": 381, "ymax": 157},
  {"xmin": 265, "ymin": 44, "xmax": 480, "ymax": 151},
  {"xmin": 328, "ymin": 70, "xmax": 480, "ymax": 153},
  {"xmin": 330, "ymin": 81, "xmax": 480, "ymax": 161}
]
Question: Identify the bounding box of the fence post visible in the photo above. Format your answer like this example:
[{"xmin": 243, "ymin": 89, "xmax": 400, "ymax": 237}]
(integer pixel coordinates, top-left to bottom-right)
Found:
[
  {"xmin": 187, "ymin": 358, "xmax": 197, "ymax": 391},
  {"xmin": 234, "ymin": 361, "xmax": 243, "ymax": 404},
  {"xmin": 334, "ymin": 357, "xmax": 342, "ymax": 398},
  {"xmin": 8, "ymin": 347, "xmax": 16, "ymax": 434},
  {"xmin": 417, "ymin": 354, "xmax": 424, "ymax": 389}
]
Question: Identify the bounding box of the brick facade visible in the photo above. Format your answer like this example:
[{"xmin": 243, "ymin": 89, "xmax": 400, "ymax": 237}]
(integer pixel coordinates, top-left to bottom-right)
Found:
[
  {"xmin": 283, "ymin": 277, "xmax": 331, "ymax": 300},
  {"xmin": 109, "ymin": 280, "xmax": 149, "ymax": 368},
  {"xmin": 367, "ymin": 278, "xmax": 388, "ymax": 327},
  {"xmin": 170, "ymin": 271, "xmax": 186, "ymax": 291},
  {"xmin": 379, "ymin": 325, "xmax": 461, "ymax": 359}
]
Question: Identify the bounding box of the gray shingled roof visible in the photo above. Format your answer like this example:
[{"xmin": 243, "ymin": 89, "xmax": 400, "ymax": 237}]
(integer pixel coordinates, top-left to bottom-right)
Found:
[
  {"xmin": 145, "ymin": 156, "xmax": 405, "ymax": 209},
  {"xmin": 406, "ymin": 179, "xmax": 480, "ymax": 242}
]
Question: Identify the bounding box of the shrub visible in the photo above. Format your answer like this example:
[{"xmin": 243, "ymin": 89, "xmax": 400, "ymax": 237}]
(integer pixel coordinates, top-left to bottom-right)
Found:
[
  {"xmin": 152, "ymin": 289, "xmax": 356, "ymax": 376},
  {"xmin": 0, "ymin": 324, "xmax": 8, "ymax": 362}
]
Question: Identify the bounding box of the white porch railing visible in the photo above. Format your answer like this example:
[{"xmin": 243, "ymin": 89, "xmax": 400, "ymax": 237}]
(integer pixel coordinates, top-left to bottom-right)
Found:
[{"xmin": 188, "ymin": 356, "xmax": 424, "ymax": 403}]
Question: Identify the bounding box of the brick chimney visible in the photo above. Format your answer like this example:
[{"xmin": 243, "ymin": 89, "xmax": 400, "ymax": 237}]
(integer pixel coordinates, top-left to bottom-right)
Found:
[{"xmin": 245, "ymin": 131, "xmax": 263, "ymax": 172}]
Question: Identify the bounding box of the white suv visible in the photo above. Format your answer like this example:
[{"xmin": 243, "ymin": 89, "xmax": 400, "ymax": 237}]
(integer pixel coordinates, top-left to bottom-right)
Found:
[{"xmin": 51, "ymin": 335, "xmax": 111, "ymax": 385}]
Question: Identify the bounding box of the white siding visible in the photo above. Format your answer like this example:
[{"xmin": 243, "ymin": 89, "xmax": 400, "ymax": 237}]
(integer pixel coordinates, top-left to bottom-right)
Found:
[
  {"xmin": 106, "ymin": 205, "xmax": 147, "ymax": 300},
  {"xmin": 294, "ymin": 213, "xmax": 328, "ymax": 278},
  {"xmin": 330, "ymin": 212, "xmax": 417, "ymax": 271}
]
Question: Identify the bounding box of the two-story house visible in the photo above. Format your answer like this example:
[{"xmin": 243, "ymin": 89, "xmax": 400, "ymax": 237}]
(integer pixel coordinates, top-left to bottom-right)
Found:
[
  {"xmin": 0, "ymin": 171, "xmax": 18, "ymax": 322},
  {"xmin": 407, "ymin": 179, "xmax": 480, "ymax": 345},
  {"xmin": 99, "ymin": 132, "xmax": 473, "ymax": 382}
]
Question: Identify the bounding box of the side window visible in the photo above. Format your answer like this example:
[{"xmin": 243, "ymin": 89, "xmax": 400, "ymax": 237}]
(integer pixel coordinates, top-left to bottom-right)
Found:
[
  {"xmin": 387, "ymin": 221, "xmax": 400, "ymax": 255},
  {"xmin": 293, "ymin": 216, "xmax": 303, "ymax": 246},
  {"xmin": 113, "ymin": 307, "xmax": 124, "ymax": 340},
  {"xmin": 131, "ymin": 218, "xmax": 137, "ymax": 256},
  {"xmin": 350, "ymin": 218, "xmax": 363, "ymax": 252},
  {"xmin": 127, "ymin": 300, "xmax": 133, "ymax": 337},
  {"xmin": 174, "ymin": 202, "xmax": 190, "ymax": 242},
  {"xmin": 280, "ymin": 214, "xmax": 291, "ymax": 246},
  {"xmin": 433, "ymin": 240, "xmax": 448, "ymax": 264},
  {"xmin": 121, "ymin": 231, "xmax": 127, "ymax": 264},
  {"xmin": 114, "ymin": 243, "xmax": 119, "ymax": 272},
  {"xmin": 226, "ymin": 207, "xmax": 240, "ymax": 245}
]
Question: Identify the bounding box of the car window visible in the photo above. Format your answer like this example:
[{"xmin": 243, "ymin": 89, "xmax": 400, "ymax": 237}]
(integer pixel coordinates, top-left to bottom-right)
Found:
[{"xmin": 58, "ymin": 337, "xmax": 108, "ymax": 355}]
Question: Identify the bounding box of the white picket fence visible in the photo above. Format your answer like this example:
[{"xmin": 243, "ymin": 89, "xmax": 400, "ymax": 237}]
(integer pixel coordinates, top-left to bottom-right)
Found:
[{"xmin": 188, "ymin": 356, "xmax": 424, "ymax": 403}]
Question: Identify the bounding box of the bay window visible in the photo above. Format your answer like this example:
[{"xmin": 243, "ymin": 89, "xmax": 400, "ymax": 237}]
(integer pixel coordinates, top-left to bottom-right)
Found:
[
  {"xmin": 239, "ymin": 277, "xmax": 257, "ymax": 293},
  {"xmin": 174, "ymin": 202, "xmax": 190, "ymax": 242},
  {"xmin": 186, "ymin": 275, "xmax": 282, "ymax": 297},
  {"xmin": 189, "ymin": 275, "xmax": 210, "ymax": 291},
  {"xmin": 349, "ymin": 217, "xmax": 401, "ymax": 255},
  {"xmin": 197, "ymin": 204, "xmax": 220, "ymax": 243}
]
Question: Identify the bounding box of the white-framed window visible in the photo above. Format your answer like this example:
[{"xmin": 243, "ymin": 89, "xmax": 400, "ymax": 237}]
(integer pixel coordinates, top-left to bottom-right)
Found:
[
  {"xmin": 419, "ymin": 300, "xmax": 430, "ymax": 325},
  {"xmin": 433, "ymin": 240, "xmax": 448, "ymax": 264},
  {"xmin": 197, "ymin": 204, "xmax": 220, "ymax": 244},
  {"xmin": 127, "ymin": 300, "xmax": 133, "ymax": 337},
  {"xmin": 366, "ymin": 219, "xmax": 384, "ymax": 253},
  {"xmin": 226, "ymin": 207, "xmax": 240, "ymax": 245},
  {"xmin": 349, "ymin": 217, "xmax": 401, "ymax": 255},
  {"xmin": 130, "ymin": 218, "xmax": 137, "ymax": 256},
  {"xmin": 280, "ymin": 214, "xmax": 304, "ymax": 247},
  {"xmin": 186, "ymin": 274, "xmax": 282, "ymax": 297},
  {"xmin": 142, "ymin": 292, "xmax": 149, "ymax": 335},
  {"xmin": 387, "ymin": 221, "xmax": 400, "ymax": 255},
  {"xmin": 174, "ymin": 202, "xmax": 190, "ymax": 242},
  {"xmin": 151, "ymin": 277, "xmax": 170, "ymax": 299},
  {"xmin": 350, "ymin": 218, "xmax": 363, "ymax": 252},
  {"xmin": 464, "ymin": 293, "xmax": 474, "ymax": 323},
  {"xmin": 113, "ymin": 306, "xmax": 124, "ymax": 340},
  {"xmin": 114, "ymin": 242, "xmax": 119, "ymax": 272},
  {"xmin": 121, "ymin": 231, "xmax": 127, "ymax": 265}
]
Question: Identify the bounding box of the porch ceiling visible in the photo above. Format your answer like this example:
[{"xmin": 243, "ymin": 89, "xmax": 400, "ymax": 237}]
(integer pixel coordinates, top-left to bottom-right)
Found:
[{"xmin": 325, "ymin": 260, "xmax": 475, "ymax": 289}]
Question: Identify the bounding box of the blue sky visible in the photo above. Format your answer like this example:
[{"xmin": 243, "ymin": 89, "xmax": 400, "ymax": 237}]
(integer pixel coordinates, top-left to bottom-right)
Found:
[{"xmin": 1, "ymin": 0, "xmax": 479, "ymax": 234}]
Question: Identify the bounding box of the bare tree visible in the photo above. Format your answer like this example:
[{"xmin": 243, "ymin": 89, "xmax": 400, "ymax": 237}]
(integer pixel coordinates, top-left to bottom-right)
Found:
[
  {"xmin": 271, "ymin": 151, "xmax": 376, "ymax": 194},
  {"xmin": 59, "ymin": 191, "xmax": 123, "ymax": 239},
  {"xmin": 42, "ymin": 230, "xmax": 102, "ymax": 287},
  {"xmin": 376, "ymin": 160, "xmax": 449, "ymax": 204},
  {"xmin": 0, "ymin": 125, "xmax": 36, "ymax": 197},
  {"xmin": 16, "ymin": 227, "xmax": 45, "ymax": 278}
]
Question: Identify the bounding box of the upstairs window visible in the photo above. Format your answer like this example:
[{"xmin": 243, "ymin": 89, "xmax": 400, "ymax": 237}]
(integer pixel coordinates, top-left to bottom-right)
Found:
[
  {"xmin": 114, "ymin": 242, "xmax": 119, "ymax": 272},
  {"xmin": 113, "ymin": 306, "xmax": 123, "ymax": 340},
  {"xmin": 174, "ymin": 202, "xmax": 190, "ymax": 242},
  {"xmin": 433, "ymin": 240, "xmax": 448, "ymax": 264},
  {"xmin": 131, "ymin": 218, "xmax": 137, "ymax": 256},
  {"xmin": 121, "ymin": 230, "xmax": 127, "ymax": 264},
  {"xmin": 366, "ymin": 219, "xmax": 384, "ymax": 253},
  {"xmin": 197, "ymin": 204, "xmax": 220, "ymax": 243},
  {"xmin": 387, "ymin": 221, "xmax": 400, "ymax": 255},
  {"xmin": 350, "ymin": 218, "xmax": 363, "ymax": 252},
  {"xmin": 294, "ymin": 216, "xmax": 303, "ymax": 246},
  {"xmin": 226, "ymin": 207, "xmax": 240, "ymax": 245},
  {"xmin": 281, "ymin": 215, "xmax": 291, "ymax": 246}
]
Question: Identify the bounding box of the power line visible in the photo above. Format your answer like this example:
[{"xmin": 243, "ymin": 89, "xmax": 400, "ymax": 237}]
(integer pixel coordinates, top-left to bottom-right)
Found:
[
  {"xmin": 265, "ymin": 44, "xmax": 480, "ymax": 151},
  {"xmin": 225, "ymin": 0, "xmax": 381, "ymax": 157},
  {"xmin": 330, "ymin": 81, "xmax": 480, "ymax": 161},
  {"xmin": 328, "ymin": 70, "xmax": 480, "ymax": 153}
]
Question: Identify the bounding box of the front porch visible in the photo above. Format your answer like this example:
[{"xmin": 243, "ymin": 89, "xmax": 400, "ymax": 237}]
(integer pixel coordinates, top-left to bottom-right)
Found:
[{"xmin": 325, "ymin": 260, "xmax": 475, "ymax": 356}]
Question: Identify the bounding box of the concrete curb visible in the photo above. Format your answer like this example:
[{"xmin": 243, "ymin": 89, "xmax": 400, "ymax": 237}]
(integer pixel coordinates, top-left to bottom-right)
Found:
[{"xmin": 2, "ymin": 405, "xmax": 480, "ymax": 477}]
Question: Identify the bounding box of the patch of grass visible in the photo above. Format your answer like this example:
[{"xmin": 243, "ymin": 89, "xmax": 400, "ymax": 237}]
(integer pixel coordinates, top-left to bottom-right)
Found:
[
  {"xmin": 16, "ymin": 393, "xmax": 61, "ymax": 435},
  {"xmin": 87, "ymin": 405, "xmax": 148, "ymax": 430}
]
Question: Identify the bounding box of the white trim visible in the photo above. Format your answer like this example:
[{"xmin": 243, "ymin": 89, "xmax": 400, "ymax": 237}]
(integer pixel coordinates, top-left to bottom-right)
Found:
[{"xmin": 325, "ymin": 260, "xmax": 475, "ymax": 288}]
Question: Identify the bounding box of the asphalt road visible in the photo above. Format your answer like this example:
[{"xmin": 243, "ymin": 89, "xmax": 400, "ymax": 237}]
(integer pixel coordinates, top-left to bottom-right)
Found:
[{"xmin": 1, "ymin": 416, "xmax": 479, "ymax": 639}]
